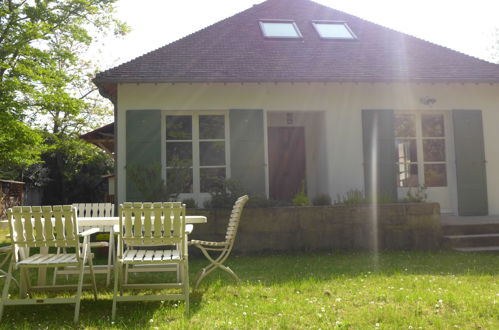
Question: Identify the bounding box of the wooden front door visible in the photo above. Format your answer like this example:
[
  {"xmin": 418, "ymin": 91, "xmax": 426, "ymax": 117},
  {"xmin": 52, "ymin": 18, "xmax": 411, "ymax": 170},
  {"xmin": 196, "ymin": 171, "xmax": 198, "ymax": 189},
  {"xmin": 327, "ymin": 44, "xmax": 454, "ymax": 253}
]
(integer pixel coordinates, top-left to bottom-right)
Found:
[{"xmin": 268, "ymin": 127, "xmax": 306, "ymax": 200}]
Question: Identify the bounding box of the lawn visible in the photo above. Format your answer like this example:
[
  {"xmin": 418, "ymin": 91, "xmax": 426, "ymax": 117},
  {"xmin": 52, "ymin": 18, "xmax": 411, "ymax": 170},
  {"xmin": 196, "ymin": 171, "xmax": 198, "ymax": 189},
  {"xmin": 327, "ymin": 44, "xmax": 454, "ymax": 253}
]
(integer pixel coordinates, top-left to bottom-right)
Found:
[{"xmin": 0, "ymin": 227, "xmax": 498, "ymax": 329}]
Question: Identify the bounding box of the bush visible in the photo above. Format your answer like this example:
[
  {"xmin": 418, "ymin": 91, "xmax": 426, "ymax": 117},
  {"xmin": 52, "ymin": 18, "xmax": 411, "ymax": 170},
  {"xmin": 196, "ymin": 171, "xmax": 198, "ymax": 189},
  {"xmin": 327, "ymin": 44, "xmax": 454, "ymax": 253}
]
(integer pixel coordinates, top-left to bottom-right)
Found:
[
  {"xmin": 312, "ymin": 194, "xmax": 332, "ymax": 206},
  {"xmin": 292, "ymin": 184, "xmax": 309, "ymax": 206},
  {"xmin": 181, "ymin": 198, "xmax": 197, "ymax": 208},
  {"xmin": 399, "ymin": 185, "xmax": 428, "ymax": 203},
  {"xmin": 204, "ymin": 178, "xmax": 247, "ymax": 209},
  {"xmin": 335, "ymin": 189, "xmax": 367, "ymax": 205}
]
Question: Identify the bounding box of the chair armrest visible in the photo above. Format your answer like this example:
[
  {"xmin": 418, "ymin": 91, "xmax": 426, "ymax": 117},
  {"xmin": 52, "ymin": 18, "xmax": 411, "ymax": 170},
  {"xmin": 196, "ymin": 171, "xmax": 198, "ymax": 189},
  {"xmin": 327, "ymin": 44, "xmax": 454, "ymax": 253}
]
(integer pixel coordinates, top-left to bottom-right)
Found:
[
  {"xmin": 189, "ymin": 240, "xmax": 227, "ymax": 247},
  {"xmin": 79, "ymin": 228, "xmax": 100, "ymax": 237}
]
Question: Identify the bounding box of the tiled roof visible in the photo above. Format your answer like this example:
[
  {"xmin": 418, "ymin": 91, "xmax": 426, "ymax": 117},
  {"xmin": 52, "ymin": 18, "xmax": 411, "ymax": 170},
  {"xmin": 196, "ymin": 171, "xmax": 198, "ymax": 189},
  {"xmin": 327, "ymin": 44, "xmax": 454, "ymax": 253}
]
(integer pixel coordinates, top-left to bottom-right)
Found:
[{"xmin": 94, "ymin": 0, "xmax": 499, "ymax": 85}]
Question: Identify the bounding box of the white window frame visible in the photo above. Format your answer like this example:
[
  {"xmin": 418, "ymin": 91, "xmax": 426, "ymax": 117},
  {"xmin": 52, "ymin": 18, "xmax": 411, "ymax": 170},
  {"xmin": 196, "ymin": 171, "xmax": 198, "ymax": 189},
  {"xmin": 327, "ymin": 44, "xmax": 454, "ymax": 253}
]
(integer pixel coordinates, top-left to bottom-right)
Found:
[
  {"xmin": 259, "ymin": 19, "xmax": 303, "ymax": 39},
  {"xmin": 161, "ymin": 111, "xmax": 230, "ymax": 203},
  {"xmin": 395, "ymin": 111, "xmax": 448, "ymax": 188},
  {"xmin": 312, "ymin": 21, "xmax": 357, "ymax": 40}
]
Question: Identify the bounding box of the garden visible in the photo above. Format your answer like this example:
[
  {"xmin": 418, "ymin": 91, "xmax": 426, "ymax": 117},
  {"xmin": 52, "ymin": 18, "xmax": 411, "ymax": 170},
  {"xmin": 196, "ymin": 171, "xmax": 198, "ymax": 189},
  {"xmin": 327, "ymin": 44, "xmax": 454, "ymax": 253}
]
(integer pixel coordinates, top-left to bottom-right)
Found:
[{"xmin": 0, "ymin": 222, "xmax": 498, "ymax": 330}]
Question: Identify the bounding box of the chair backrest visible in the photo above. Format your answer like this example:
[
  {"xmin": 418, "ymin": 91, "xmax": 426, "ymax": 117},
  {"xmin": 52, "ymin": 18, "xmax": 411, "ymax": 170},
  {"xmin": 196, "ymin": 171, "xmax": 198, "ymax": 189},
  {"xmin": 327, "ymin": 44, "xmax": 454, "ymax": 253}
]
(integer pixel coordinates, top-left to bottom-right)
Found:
[
  {"xmin": 73, "ymin": 203, "xmax": 114, "ymax": 218},
  {"xmin": 225, "ymin": 195, "xmax": 249, "ymax": 247},
  {"xmin": 7, "ymin": 205, "xmax": 80, "ymax": 258},
  {"xmin": 118, "ymin": 202, "xmax": 186, "ymax": 248}
]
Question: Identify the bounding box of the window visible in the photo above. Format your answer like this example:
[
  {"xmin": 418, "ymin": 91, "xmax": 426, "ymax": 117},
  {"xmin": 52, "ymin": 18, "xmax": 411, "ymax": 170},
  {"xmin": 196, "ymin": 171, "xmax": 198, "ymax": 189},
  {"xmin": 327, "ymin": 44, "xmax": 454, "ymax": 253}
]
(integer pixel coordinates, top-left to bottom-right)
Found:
[
  {"xmin": 259, "ymin": 20, "xmax": 302, "ymax": 38},
  {"xmin": 312, "ymin": 21, "xmax": 356, "ymax": 40},
  {"xmin": 164, "ymin": 113, "xmax": 228, "ymax": 195},
  {"xmin": 395, "ymin": 113, "xmax": 447, "ymax": 188}
]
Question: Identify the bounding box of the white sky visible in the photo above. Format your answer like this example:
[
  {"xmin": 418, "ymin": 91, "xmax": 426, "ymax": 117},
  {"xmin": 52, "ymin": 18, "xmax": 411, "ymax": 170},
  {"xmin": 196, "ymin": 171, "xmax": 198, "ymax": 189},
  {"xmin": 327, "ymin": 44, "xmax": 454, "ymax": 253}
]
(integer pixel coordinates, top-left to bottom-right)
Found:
[{"xmin": 94, "ymin": 0, "xmax": 499, "ymax": 70}]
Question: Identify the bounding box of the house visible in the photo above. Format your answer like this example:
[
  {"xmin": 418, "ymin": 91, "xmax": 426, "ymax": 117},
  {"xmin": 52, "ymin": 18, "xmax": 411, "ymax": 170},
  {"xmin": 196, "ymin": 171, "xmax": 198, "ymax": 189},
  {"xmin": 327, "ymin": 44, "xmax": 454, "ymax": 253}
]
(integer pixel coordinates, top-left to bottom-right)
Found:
[{"xmin": 93, "ymin": 0, "xmax": 499, "ymax": 215}]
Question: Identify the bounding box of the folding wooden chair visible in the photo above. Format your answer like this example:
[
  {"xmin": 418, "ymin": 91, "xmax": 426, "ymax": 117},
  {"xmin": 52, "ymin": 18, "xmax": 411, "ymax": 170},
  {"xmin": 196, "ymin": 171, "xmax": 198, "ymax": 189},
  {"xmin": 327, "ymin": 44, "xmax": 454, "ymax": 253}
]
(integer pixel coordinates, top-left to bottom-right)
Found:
[
  {"xmin": 190, "ymin": 195, "xmax": 248, "ymax": 289},
  {"xmin": 0, "ymin": 205, "xmax": 98, "ymax": 324},
  {"xmin": 53, "ymin": 203, "xmax": 115, "ymax": 286},
  {"xmin": 112, "ymin": 202, "xmax": 189, "ymax": 320}
]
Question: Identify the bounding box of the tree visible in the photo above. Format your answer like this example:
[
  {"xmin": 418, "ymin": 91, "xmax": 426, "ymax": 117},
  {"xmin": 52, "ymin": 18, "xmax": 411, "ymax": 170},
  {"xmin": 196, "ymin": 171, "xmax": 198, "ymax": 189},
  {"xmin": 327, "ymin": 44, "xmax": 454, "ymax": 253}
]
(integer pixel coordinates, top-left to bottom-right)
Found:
[{"xmin": 0, "ymin": 0, "xmax": 127, "ymax": 177}]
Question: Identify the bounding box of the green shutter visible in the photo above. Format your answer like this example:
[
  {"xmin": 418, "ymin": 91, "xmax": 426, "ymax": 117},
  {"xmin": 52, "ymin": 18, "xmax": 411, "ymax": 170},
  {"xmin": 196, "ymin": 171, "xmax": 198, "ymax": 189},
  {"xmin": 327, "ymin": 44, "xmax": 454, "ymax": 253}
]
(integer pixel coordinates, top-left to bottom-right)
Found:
[
  {"xmin": 362, "ymin": 110, "xmax": 397, "ymax": 201},
  {"xmin": 229, "ymin": 109, "xmax": 266, "ymax": 195},
  {"xmin": 452, "ymin": 110, "xmax": 488, "ymax": 215},
  {"xmin": 126, "ymin": 110, "xmax": 162, "ymax": 201}
]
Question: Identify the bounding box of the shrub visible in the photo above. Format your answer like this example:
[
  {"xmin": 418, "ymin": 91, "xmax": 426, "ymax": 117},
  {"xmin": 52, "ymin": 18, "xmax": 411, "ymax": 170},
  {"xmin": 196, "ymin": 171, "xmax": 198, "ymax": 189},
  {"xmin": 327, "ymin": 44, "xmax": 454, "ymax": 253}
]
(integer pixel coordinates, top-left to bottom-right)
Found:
[
  {"xmin": 312, "ymin": 194, "xmax": 332, "ymax": 206},
  {"xmin": 127, "ymin": 158, "xmax": 191, "ymax": 202},
  {"xmin": 292, "ymin": 184, "xmax": 309, "ymax": 206},
  {"xmin": 182, "ymin": 198, "xmax": 197, "ymax": 208},
  {"xmin": 335, "ymin": 189, "xmax": 367, "ymax": 205},
  {"xmin": 204, "ymin": 178, "xmax": 247, "ymax": 209},
  {"xmin": 399, "ymin": 185, "xmax": 428, "ymax": 203}
]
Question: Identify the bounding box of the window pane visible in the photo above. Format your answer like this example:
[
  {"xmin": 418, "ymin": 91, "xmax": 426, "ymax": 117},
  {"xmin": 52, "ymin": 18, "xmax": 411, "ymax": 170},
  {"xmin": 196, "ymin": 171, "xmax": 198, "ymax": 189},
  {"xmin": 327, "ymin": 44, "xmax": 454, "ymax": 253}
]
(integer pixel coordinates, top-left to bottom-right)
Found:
[
  {"xmin": 200, "ymin": 168, "xmax": 226, "ymax": 193},
  {"xmin": 261, "ymin": 22, "xmax": 300, "ymax": 38},
  {"xmin": 398, "ymin": 163, "xmax": 419, "ymax": 187},
  {"xmin": 423, "ymin": 139, "xmax": 446, "ymax": 162},
  {"xmin": 166, "ymin": 142, "xmax": 192, "ymax": 166},
  {"xmin": 313, "ymin": 23, "xmax": 354, "ymax": 39},
  {"xmin": 167, "ymin": 168, "xmax": 193, "ymax": 193},
  {"xmin": 166, "ymin": 116, "xmax": 192, "ymax": 140},
  {"xmin": 422, "ymin": 114, "xmax": 444, "ymax": 137},
  {"xmin": 396, "ymin": 139, "xmax": 417, "ymax": 163},
  {"xmin": 200, "ymin": 141, "xmax": 225, "ymax": 166},
  {"xmin": 394, "ymin": 114, "xmax": 416, "ymax": 137},
  {"xmin": 199, "ymin": 115, "xmax": 224, "ymax": 139},
  {"xmin": 424, "ymin": 164, "xmax": 447, "ymax": 187}
]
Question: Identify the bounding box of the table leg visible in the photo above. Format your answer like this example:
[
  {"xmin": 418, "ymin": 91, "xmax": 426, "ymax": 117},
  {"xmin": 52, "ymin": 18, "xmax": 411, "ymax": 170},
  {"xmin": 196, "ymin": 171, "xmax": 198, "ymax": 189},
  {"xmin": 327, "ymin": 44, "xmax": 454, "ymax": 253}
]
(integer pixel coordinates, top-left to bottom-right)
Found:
[{"xmin": 37, "ymin": 246, "xmax": 49, "ymax": 286}]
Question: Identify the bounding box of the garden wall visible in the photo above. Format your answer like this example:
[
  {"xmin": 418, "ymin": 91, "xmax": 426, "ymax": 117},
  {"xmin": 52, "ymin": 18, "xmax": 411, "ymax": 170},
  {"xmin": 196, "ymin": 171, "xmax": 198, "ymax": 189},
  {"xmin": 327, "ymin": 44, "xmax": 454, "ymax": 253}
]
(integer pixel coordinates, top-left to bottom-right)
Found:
[{"xmin": 187, "ymin": 203, "xmax": 441, "ymax": 254}]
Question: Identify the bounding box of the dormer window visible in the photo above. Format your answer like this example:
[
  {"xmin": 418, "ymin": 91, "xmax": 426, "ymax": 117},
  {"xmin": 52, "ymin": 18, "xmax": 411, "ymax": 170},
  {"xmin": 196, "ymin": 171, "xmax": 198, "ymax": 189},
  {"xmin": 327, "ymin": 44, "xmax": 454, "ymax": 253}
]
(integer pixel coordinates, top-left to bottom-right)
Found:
[
  {"xmin": 259, "ymin": 20, "xmax": 302, "ymax": 39},
  {"xmin": 312, "ymin": 21, "xmax": 356, "ymax": 40}
]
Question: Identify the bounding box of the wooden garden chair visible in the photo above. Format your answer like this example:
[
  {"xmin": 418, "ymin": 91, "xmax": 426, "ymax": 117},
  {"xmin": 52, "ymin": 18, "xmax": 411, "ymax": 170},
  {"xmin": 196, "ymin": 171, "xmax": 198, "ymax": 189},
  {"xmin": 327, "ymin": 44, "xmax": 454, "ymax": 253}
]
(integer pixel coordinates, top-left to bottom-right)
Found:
[
  {"xmin": 53, "ymin": 203, "xmax": 115, "ymax": 286},
  {"xmin": 0, "ymin": 205, "xmax": 98, "ymax": 324},
  {"xmin": 190, "ymin": 195, "xmax": 248, "ymax": 290},
  {"xmin": 112, "ymin": 202, "xmax": 189, "ymax": 320}
]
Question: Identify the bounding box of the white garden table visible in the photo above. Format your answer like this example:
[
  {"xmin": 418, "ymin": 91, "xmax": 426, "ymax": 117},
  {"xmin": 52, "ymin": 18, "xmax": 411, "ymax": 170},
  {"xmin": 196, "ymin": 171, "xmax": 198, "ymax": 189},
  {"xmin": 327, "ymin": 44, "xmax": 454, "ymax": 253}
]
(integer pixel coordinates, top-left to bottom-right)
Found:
[{"xmin": 36, "ymin": 215, "xmax": 207, "ymax": 285}]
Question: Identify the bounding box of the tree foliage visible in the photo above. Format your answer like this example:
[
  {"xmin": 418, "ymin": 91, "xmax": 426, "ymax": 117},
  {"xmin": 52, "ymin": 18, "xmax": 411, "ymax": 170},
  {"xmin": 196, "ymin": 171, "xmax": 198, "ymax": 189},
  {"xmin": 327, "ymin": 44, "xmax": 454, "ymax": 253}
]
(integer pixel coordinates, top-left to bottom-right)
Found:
[{"xmin": 0, "ymin": 0, "xmax": 127, "ymax": 175}]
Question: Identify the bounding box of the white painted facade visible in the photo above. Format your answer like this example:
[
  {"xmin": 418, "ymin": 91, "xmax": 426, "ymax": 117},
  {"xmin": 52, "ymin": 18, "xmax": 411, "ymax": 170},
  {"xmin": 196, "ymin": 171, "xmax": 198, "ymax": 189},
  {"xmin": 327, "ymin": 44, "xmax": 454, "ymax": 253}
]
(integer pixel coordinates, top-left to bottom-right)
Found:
[{"xmin": 116, "ymin": 82, "xmax": 499, "ymax": 215}]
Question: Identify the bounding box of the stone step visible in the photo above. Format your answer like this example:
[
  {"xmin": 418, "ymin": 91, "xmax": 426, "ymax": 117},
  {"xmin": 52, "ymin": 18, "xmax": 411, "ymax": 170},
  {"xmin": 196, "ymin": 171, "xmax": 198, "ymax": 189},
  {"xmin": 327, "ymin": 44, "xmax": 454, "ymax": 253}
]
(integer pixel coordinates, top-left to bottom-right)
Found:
[
  {"xmin": 453, "ymin": 246, "xmax": 499, "ymax": 252},
  {"xmin": 443, "ymin": 233, "xmax": 499, "ymax": 248},
  {"xmin": 441, "ymin": 223, "xmax": 499, "ymax": 236},
  {"xmin": 444, "ymin": 233, "xmax": 499, "ymax": 239}
]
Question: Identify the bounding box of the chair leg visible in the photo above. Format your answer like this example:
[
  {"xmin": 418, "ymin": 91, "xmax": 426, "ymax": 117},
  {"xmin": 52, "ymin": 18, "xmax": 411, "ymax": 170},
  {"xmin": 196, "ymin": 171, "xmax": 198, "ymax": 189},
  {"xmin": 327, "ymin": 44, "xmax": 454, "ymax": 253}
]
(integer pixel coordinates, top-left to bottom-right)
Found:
[
  {"xmin": 220, "ymin": 265, "xmax": 241, "ymax": 283},
  {"xmin": 74, "ymin": 263, "xmax": 86, "ymax": 324},
  {"xmin": 124, "ymin": 264, "xmax": 129, "ymax": 284},
  {"xmin": 52, "ymin": 247, "xmax": 61, "ymax": 286},
  {"xmin": 112, "ymin": 262, "xmax": 121, "ymax": 321},
  {"xmin": 19, "ymin": 268, "xmax": 29, "ymax": 298},
  {"xmin": 106, "ymin": 231, "xmax": 114, "ymax": 287},
  {"xmin": 183, "ymin": 261, "xmax": 189, "ymax": 316},
  {"xmin": 0, "ymin": 261, "xmax": 14, "ymax": 321},
  {"xmin": 194, "ymin": 267, "xmax": 208, "ymax": 290},
  {"xmin": 88, "ymin": 256, "xmax": 98, "ymax": 300}
]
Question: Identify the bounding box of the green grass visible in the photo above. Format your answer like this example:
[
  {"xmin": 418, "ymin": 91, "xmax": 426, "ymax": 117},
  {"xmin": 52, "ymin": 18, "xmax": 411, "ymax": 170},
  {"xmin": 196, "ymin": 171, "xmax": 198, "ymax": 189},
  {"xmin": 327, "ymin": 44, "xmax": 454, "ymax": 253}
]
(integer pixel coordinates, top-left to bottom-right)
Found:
[{"xmin": 0, "ymin": 250, "xmax": 498, "ymax": 329}]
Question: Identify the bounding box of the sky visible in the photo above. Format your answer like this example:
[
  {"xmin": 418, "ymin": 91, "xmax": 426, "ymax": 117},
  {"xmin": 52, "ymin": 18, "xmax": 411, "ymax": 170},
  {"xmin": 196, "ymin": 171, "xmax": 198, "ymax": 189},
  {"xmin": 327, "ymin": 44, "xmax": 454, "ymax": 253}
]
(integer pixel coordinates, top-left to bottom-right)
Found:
[{"xmin": 94, "ymin": 0, "xmax": 499, "ymax": 70}]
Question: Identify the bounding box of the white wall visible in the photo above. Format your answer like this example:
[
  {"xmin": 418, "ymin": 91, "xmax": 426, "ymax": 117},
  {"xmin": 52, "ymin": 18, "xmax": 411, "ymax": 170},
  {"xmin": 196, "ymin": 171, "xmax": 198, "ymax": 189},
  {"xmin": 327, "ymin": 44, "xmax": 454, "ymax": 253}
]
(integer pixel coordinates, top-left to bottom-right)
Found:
[{"xmin": 116, "ymin": 82, "xmax": 499, "ymax": 214}]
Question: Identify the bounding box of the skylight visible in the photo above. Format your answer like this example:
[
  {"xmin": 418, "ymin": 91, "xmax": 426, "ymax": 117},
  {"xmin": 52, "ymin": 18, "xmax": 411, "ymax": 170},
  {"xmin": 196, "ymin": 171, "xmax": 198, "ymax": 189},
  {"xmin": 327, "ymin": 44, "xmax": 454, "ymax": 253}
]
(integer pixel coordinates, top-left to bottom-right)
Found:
[
  {"xmin": 312, "ymin": 21, "xmax": 356, "ymax": 40},
  {"xmin": 259, "ymin": 20, "xmax": 302, "ymax": 39}
]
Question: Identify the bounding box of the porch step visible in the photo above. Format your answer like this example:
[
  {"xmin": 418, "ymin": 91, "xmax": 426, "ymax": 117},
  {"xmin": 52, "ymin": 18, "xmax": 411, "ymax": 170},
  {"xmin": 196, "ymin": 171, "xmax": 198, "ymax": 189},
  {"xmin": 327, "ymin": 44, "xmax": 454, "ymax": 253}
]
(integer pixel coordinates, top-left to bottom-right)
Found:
[
  {"xmin": 453, "ymin": 246, "xmax": 499, "ymax": 252},
  {"xmin": 441, "ymin": 223, "xmax": 499, "ymax": 236},
  {"xmin": 443, "ymin": 233, "xmax": 499, "ymax": 248}
]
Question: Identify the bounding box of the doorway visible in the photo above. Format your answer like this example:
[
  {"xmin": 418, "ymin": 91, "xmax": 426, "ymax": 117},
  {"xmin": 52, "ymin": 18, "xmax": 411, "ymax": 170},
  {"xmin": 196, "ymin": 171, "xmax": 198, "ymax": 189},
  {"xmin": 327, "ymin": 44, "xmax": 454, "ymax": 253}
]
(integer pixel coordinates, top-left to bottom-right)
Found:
[{"xmin": 268, "ymin": 127, "xmax": 306, "ymax": 200}]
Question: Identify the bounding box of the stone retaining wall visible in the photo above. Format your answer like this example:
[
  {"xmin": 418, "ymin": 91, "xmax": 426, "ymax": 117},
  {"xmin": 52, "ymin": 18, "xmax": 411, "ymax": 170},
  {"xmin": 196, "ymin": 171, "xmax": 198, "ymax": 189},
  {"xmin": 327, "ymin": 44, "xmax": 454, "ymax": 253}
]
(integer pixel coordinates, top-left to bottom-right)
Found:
[{"xmin": 187, "ymin": 203, "xmax": 441, "ymax": 254}]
